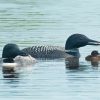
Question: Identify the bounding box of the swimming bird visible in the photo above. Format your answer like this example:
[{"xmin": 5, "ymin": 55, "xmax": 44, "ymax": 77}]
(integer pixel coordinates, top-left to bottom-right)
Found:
[
  {"xmin": 85, "ymin": 50, "xmax": 100, "ymax": 61},
  {"xmin": 22, "ymin": 34, "xmax": 100, "ymax": 58},
  {"xmin": 2, "ymin": 43, "xmax": 36, "ymax": 69},
  {"xmin": 85, "ymin": 50, "xmax": 100, "ymax": 67},
  {"xmin": 22, "ymin": 34, "xmax": 100, "ymax": 68}
]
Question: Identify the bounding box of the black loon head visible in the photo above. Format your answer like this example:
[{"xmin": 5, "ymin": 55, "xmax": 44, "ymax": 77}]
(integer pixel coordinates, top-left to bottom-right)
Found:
[
  {"xmin": 65, "ymin": 34, "xmax": 100, "ymax": 50},
  {"xmin": 2, "ymin": 43, "xmax": 28, "ymax": 59},
  {"xmin": 65, "ymin": 34, "xmax": 100, "ymax": 57}
]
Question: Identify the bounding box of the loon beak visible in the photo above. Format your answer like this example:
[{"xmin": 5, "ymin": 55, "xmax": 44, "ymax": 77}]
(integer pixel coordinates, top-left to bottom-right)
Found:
[{"xmin": 87, "ymin": 39, "xmax": 100, "ymax": 45}]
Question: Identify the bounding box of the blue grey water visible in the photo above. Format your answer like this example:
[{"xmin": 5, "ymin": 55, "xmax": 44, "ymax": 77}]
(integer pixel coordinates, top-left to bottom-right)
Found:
[{"xmin": 0, "ymin": 0, "xmax": 100, "ymax": 100}]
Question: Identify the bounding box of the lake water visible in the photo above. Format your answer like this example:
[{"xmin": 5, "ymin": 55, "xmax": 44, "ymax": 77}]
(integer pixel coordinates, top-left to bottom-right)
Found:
[{"xmin": 0, "ymin": 0, "xmax": 100, "ymax": 100}]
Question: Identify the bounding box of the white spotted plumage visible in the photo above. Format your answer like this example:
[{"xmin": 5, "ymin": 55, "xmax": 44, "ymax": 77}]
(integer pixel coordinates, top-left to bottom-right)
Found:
[{"xmin": 22, "ymin": 46, "xmax": 68, "ymax": 59}]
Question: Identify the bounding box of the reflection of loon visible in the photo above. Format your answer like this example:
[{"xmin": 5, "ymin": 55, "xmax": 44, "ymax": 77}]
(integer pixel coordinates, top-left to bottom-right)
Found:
[
  {"xmin": 2, "ymin": 43, "xmax": 36, "ymax": 68},
  {"xmin": 22, "ymin": 34, "xmax": 100, "ymax": 68}
]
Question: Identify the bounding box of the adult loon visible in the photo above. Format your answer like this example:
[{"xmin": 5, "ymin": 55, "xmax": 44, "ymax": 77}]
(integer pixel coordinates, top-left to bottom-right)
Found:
[
  {"xmin": 2, "ymin": 43, "xmax": 36, "ymax": 68},
  {"xmin": 22, "ymin": 34, "xmax": 100, "ymax": 68},
  {"xmin": 22, "ymin": 34, "xmax": 100, "ymax": 59}
]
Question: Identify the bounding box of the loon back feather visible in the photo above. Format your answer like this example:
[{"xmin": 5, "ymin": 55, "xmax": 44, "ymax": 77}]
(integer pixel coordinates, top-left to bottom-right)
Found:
[{"xmin": 22, "ymin": 46, "xmax": 67, "ymax": 59}]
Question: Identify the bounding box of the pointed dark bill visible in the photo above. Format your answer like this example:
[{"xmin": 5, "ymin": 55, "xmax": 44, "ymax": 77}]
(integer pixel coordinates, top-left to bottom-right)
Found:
[{"xmin": 87, "ymin": 39, "xmax": 100, "ymax": 45}]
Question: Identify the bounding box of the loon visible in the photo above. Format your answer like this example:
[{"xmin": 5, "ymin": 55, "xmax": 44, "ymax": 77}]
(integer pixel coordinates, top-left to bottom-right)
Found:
[
  {"xmin": 2, "ymin": 43, "xmax": 36, "ymax": 69},
  {"xmin": 22, "ymin": 34, "xmax": 100, "ymax": 68},
  {"xmin": 22, "ymin": 34, "xmax": 100, "ymax": 59}
]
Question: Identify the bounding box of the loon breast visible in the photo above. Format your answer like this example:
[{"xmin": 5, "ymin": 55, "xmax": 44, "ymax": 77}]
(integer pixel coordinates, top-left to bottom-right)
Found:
[
  {"xmin": 2, "ymin": 55, "xmax": 36, "ymax": 68},
  {"xmin": 22, "ymin": 46, "xmax": 68, "ymax": 59},
  {"xmin": 2, "ymin": 55, "xmax": 36, "ymax": 78}
]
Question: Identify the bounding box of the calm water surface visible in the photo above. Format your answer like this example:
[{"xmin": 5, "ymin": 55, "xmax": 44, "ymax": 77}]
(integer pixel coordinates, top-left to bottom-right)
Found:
[{"xmin": 0, "ymin": 0, "xmax": 100, "ymax": 100}]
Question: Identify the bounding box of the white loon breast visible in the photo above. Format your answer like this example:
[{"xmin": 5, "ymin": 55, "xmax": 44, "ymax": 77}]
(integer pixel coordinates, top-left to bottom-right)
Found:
[{"xmin": 3, "ymin": 55, "xmax": 36, "ymax": 67}]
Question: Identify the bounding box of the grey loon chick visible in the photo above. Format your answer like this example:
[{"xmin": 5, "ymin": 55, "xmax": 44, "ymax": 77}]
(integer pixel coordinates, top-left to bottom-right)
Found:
[
  {"xmin": 22, "ymin": 34, "xmax": 100, "ymax": 59},
  {"xmin": 2, "ymin": 43, "xmax": 36, "ymax": 68}
]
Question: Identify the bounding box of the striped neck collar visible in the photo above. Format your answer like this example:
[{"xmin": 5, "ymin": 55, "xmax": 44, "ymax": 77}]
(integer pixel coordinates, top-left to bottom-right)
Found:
[{"xmin": 65, "ymin": 49, "xmax": 80, "ymax": 57}]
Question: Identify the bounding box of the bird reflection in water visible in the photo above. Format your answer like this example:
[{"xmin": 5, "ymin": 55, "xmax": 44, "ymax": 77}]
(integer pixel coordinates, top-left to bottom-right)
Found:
[{"xmin": 1, "ymin": 58, "xmax": 18, "ymax": 78}]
